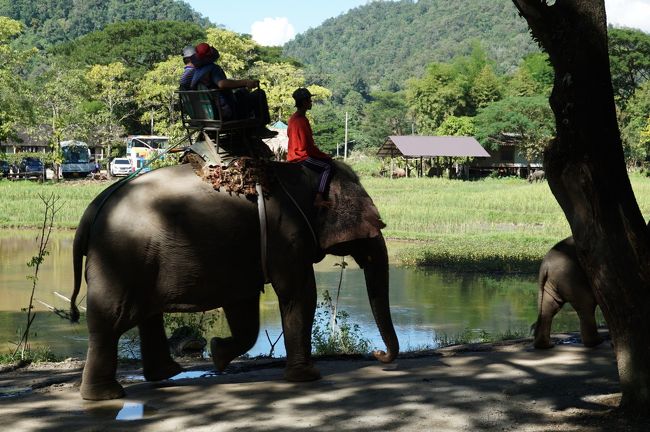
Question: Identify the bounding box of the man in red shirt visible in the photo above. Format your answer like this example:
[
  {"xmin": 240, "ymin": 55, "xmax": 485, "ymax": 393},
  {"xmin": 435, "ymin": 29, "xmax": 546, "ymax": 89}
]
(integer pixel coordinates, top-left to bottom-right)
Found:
[{"xmin": 287, "ymin": 88, "xmax": 333, "ymax": 208}]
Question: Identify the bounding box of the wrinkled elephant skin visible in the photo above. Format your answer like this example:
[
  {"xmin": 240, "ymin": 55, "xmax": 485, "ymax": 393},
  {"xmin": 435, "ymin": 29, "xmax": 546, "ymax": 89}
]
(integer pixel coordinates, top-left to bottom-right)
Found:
[
  {"xmin": 533, "ymin": 237, "xmax": 603, "ymax": 349},
  {"xmin": 70, "ymin": 162, "xmax": 399, "ymax": 400}
]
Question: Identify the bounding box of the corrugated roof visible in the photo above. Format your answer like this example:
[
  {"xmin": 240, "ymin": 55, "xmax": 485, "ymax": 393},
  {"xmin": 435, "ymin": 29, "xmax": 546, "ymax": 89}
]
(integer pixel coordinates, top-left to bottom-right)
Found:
[{"xmin": 377, "ymin": 136, "xmax": 490, "ymax": 158}]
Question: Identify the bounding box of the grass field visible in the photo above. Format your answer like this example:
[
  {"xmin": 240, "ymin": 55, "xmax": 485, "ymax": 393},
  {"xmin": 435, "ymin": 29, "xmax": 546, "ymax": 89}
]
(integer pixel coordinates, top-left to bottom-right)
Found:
[{"xmin": 2, "ymin": 172, "xmax": 650, "ymax": 271}]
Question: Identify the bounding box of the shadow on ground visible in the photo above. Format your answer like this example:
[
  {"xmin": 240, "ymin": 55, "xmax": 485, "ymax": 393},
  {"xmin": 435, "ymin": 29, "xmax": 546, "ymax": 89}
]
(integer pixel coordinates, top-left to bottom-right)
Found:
[{"xmin": 1, "ymin": 338, "xmax": 649, "ymax": 431}]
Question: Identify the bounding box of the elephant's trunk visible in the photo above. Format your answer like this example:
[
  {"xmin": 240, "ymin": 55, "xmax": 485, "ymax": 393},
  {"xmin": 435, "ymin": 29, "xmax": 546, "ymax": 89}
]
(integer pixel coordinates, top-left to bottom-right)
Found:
[{"xmin": 356, "ymin": 234, "xmax": 399, "ymax": 363}]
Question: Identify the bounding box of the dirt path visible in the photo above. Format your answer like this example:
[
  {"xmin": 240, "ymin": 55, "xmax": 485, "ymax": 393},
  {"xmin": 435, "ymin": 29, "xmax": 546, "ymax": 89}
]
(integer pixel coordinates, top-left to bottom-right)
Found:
[{"xmin": 1, "ymin": 337, "xmax": 648, "ymax": 431}]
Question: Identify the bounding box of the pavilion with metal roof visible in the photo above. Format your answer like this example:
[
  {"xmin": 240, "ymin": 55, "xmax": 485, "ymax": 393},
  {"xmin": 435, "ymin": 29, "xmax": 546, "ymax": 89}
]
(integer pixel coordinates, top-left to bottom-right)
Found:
[{"xmin": 377, "ymin": 135, "xmax": 490, "ymax": 177}]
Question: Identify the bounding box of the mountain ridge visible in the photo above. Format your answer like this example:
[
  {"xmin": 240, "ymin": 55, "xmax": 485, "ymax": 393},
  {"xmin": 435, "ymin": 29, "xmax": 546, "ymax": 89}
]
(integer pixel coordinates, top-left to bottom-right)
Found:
[{"xmin": 283, "ymin": 0, "xmax": 538, "ymax": 94}]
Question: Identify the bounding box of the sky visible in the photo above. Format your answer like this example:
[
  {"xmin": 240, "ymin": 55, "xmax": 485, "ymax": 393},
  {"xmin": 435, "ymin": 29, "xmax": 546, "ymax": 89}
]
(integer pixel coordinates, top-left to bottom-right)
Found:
[{"xmin": 185, "ymin": 0, "xmax": 650, "ymax": 46}]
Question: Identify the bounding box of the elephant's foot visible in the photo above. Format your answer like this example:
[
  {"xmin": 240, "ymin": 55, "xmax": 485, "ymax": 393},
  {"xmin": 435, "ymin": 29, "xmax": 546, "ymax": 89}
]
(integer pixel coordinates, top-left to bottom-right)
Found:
[
  {"xmin": 143, "ymin": 358, "xmax": 183, "ymax": 382},
  {"xmin": 533, "ymin": 339, "xmax": 554, "ymax": 349},
  {"xmin": 210, "ymin": 337, "xmax": 237, "ymax": 371},
  {"xmin": 284, "ymin": 363, "xmax": 321, "ymax": 382},
  {"xmin": 80, "ymin": 379, "xmax": 125, "ymax": 401},
  {"xmin": 582, "ymin": 335, "xmax": 604, "ymax": 348}
]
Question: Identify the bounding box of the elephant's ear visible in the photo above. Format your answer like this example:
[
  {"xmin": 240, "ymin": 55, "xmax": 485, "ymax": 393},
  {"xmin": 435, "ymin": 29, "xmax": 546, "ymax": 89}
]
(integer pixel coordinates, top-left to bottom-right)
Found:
[{"xmin": 317, "ymin": 163, "xmax": 386, "ymax": 250}]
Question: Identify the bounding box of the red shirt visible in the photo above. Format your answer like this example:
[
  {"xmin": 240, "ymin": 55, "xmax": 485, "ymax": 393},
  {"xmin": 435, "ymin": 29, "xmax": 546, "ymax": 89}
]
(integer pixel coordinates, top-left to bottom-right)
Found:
[{"xmin": 287, "ymin": 112, "xmax": 330, "ymax": 162}]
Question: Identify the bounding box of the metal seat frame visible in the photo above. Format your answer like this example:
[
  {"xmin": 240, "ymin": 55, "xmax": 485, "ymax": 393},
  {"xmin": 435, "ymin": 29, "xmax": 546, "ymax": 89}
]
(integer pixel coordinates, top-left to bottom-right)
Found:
[{"xmin": 177, "ymin": 89, "xmax": 260, "ymax": 153}]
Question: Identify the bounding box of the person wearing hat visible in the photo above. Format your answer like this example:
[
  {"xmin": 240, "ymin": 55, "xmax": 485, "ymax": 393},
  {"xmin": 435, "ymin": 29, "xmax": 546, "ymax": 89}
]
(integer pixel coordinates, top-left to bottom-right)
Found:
[
  {"xmin": 287, "ymin": 87, "xmax": 333, "ymax": 208},
  {"xmin": 188, "ymin": 43, "xmax": 276, "ymax": 139},
  {"xmin": 179, "ymin": 45, "xmax": 196, "ymax": 90}
]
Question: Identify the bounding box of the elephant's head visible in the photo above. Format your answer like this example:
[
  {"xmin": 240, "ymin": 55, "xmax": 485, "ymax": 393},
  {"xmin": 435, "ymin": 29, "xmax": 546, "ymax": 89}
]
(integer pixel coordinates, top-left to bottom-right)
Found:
[{"xmin": 314, "ymin": 162, "xmax": 399, "ymax": 363}]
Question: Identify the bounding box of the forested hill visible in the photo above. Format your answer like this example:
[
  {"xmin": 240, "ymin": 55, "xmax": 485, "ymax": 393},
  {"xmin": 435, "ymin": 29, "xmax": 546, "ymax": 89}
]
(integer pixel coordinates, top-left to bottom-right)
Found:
[
  {"xmin": 283, "ymin": 0, "xmax": 538, "ymax": 95},
  {"xmin": 0, "ymin": 0, "xmax": 210, "ymax": 48}
]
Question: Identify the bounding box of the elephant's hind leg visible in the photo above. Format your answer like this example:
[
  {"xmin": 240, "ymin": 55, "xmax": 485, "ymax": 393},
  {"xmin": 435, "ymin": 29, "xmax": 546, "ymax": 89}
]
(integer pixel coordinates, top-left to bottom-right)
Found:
[
  {"xmin": 211, "ymin": 295, "xmax": 260, "ymax": 371},
  {"xmin": 139, "ymin": 313, "xmax": 183, "ymax": 381},
  {"xmin": 81, "ymin": 332, "xmax": 124, "ymax": 400},
  {"xmin": 533, "ymin": 280, "xmax": 563, "ymax": 349}
]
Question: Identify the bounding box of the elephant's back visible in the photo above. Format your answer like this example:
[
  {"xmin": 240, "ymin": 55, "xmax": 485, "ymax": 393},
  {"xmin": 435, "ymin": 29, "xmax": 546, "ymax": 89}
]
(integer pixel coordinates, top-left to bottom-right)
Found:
[{"xmin": 83, "ymin": 163, "xmax": 264, "ymax": 306}]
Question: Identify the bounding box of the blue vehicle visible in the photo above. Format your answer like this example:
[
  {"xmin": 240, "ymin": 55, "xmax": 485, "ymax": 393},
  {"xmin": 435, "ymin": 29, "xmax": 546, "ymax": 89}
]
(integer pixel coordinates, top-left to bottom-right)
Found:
[
  {"xmin": 61, "ymin": 140, "xmax": 94, "ymax": 178},
  {"xmin": 0, "ymin": 160, "xmax": 9, "ymax": 178},
  {"xmin": 19, "ymin": 157, "xmax": 44, "ymax": 178}
]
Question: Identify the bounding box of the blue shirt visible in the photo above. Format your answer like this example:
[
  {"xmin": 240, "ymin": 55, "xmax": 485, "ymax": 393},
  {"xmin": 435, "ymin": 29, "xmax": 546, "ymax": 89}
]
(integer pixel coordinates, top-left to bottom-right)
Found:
[{"xmin": 179, "ymin": 65, "xmax": 195, "ymax": 90}]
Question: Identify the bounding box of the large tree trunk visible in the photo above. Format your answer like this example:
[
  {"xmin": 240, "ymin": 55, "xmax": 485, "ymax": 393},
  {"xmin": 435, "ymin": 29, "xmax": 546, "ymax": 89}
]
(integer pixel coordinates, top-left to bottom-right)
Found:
[{"xmin": 512, "ymin": 0, "xmax": 650, "ymax": 412}]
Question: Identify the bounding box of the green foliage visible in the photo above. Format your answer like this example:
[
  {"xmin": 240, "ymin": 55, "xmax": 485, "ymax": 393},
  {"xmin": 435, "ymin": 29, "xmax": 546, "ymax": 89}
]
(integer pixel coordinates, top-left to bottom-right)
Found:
[
  {"xmin": 312, "ymin": 290, "xmax": 371, "ymax": 356},
  {"xmin": 608, "ymin": 27, "xmax": 650, "ymax": 105},
  {"xmin": 0, "ymin": 346, "xmax": 60, "ymax": 364},
  {"xmin": 474, "ymin": 96, "xmax": 554, "ymax": 162},
  {"xmin": 251, "ymin": 60, "xmax": 330, "ymax": 121},
  {"xmin": 284, "ymin": 0, "xmax": 538, "ymax": 96},
  {"xmin": 470, "ymin": 64, "xmax": 503, "ymax": 109},
  {"xmin": 344, "ymin": 152, "xmax": 383, "ymax": 177},
  {"xmin": 206, "ymin": 27, "xmax": 257, "ymax": 76},
  {"xmin": 85, "ymin": 62, "xmax": 133, "ymax": 148},
  {"xmin": 436, "ymin": 116, "xmax": 476, "ymax": 136},
  {"xmin": 164, "ymin": 311, "xmax": 221, "ymax": 340},
  {"xmin": 0, "ymin": 17, "xmax": 37, "ymax": 142},
  {"xmin": 135, "ymin": 56, "xmax": 185, "ymax": 138},
  {"xmin": 621, "ymin": 80, "xmax": 650, "ymax": 166},
  {"xmin": 406, "ymin": 62, "xmax": 469, "ymax": 133},
  {"xmin": 359, "ymin": 91, "xmax": 410, "ymax": 149},
  {"xmin": 433, "ymin": 328, "xmax": 528, "ymax": 347},
  {"xmin": 51, "ymin": 20, "xmax": 206, "ymax": 77},
  {"xmin": 2, "ymin": 0, "xmax": 210, "ymax": 49}
]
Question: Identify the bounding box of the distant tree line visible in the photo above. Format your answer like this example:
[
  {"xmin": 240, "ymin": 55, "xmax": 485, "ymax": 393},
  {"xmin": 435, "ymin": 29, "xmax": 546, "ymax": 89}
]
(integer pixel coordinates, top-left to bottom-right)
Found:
[{"xmin": 0, "ymin": 4, "xmax": 648, "ymax": 170}]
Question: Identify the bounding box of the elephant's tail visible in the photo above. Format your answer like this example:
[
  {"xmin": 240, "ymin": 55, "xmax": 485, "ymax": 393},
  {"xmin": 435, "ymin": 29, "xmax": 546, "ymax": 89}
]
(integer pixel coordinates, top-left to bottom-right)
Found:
[
  {"xmin": 532, "ymin": 265, "xmax": 550, "ymax": 335},
  {"xmin": 70, "ymin": 200, "xmax": 95, "ymax": 323},
  {"xmin": 70, "ymin": 225, "xmax": 84, "ymax": 323}
]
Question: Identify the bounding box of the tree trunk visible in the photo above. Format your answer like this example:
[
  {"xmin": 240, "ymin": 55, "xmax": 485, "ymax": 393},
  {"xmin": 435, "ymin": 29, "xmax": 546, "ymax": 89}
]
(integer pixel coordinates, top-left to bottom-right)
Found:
[{"xmin": 513, "ymin": 0, "xmax": 650, "ymax": 412}]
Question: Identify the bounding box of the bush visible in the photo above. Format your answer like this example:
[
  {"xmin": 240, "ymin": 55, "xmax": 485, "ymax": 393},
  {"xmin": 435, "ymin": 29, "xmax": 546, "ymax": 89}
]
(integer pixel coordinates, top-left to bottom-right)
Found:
[{"xmin": 311, "ymin": 290, "xmax": 371, "ymax": 355}]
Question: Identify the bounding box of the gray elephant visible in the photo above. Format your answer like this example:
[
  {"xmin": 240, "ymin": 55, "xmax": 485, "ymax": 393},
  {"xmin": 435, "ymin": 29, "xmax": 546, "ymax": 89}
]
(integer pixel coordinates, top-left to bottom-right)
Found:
[
  {"xmin": 70, "ymin": 160, "xmax": 399, "ymax": 400},
  {"xmin": 528, "ymin": 170, "xmax": 546, "ymax": 183},
  {"xmin": 532, "ymin": 236, "xmax": 603, "ymax": 349}
]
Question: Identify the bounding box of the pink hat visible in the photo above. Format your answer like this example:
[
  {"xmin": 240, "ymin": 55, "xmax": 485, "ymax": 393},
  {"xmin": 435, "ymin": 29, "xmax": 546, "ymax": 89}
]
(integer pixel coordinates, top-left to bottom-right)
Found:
[{"xmin": 195, "ymin": 43, "xmax": 211, "ymax": 60}]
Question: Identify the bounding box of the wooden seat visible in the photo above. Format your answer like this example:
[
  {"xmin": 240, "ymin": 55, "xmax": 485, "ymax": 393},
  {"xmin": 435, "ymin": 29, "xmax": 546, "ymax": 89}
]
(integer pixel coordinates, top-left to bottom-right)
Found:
[{"xmin": 177, "ymin": 89, "xmax": 259, "ymax": 147}]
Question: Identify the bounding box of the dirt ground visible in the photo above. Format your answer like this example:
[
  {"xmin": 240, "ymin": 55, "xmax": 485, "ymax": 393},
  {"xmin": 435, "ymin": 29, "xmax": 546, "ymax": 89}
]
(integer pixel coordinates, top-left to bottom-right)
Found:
[{"xmin": 1, "ymin": 334, "xmax": 649, "ymax": 432}]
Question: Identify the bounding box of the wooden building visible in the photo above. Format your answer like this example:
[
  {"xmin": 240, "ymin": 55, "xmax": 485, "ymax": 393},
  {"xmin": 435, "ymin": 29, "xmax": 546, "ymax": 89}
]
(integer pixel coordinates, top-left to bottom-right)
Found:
[{"xmin": 377, "ymin": 135, "xmax": 490, "ymax": 177}]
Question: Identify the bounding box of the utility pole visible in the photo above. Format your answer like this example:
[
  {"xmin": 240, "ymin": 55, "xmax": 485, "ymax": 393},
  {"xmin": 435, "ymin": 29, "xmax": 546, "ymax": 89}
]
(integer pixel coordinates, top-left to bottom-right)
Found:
[{"xmin": 344, "ymin": 111, "xmax": 349, "ymax": 160}]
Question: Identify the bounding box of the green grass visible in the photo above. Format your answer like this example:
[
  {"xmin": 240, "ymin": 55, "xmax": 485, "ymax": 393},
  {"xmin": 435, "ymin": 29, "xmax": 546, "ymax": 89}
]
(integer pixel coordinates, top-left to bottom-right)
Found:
[
  {"xmin": 360, "ymin": 173, "xmax": 650, "ymax": 271},
  {"xmin": 0, "ymin": 180, "xmax": 111, "ymax": 229},
  {"xmin": 3, "ymin": 172, "xmax": 650, "ymax": 271}
]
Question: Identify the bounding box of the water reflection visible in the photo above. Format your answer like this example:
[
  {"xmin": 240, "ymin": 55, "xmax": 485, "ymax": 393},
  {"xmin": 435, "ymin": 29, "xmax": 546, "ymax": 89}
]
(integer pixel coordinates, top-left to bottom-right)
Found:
[{"xmin": 0, "ymin": 231, "xmax": 586, "ymax": 358}]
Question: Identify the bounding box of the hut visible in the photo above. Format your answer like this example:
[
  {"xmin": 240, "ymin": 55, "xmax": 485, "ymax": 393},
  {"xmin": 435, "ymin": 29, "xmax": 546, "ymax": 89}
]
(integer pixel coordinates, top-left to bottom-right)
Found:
[
  {"xmin": 264, "ymin": 121, "xmax": 288, "ymax": 159},
  {"xmin": 377, "ymin": 136, "xmax": 490, "ymax": 178}
]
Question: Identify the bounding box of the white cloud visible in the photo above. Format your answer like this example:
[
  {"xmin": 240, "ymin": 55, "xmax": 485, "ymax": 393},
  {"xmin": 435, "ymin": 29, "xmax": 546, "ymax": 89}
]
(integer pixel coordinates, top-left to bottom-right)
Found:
[
  {"xmin": 606, "ymin": 0, "xmax": 650, "ymax": 32},
  {"xmin": 251, "ymin": 17, "xmax": 296, "ymax": 46}
]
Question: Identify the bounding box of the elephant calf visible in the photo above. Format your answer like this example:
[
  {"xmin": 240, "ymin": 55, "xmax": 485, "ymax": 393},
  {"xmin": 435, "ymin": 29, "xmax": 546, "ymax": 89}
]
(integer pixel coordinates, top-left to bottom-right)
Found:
[{"xmin": 533, "ymin": 236, "xmax": 603, "ymax": 349}]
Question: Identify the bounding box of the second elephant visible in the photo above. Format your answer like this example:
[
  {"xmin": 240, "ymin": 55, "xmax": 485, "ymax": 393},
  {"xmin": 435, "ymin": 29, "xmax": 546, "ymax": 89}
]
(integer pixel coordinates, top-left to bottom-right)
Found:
[{"xmin": 533, "ymin": 236, "xmax": 603, "ymax": 349}]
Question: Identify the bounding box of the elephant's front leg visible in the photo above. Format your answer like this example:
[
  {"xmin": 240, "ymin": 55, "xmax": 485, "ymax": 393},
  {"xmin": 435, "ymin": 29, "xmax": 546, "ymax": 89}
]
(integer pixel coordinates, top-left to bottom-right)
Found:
[
  {"xmin": 276, "ymin": 270, "xmax": 321, "ymax": 382},
  {"xmin": 139, "ymin": 313, "xmax": 183, "ymax": 381},
  {"xmin": 575, "ymin": 303, "xmax": 603, "ymax": 348},
  {"xmin": 211, "ymin": 294, "xmax": 261, "ymax": 371}
]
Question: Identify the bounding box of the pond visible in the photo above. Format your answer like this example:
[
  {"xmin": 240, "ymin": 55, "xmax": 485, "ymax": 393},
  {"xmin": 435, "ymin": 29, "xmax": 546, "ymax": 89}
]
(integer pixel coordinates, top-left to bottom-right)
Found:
[{"xmin": 0, "ymin": 231, "xmax": 586, "ymax": 359}]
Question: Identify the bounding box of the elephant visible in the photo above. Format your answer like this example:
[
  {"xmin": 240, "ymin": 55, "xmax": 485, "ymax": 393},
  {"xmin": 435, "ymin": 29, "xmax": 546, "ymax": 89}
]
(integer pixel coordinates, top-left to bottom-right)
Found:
[
  {"xmin": 70, "ymin": 160, "xmax": 399, "ymax": 400},
  {"xmin": 532, "ymin": 236, "xmax": 603, "ymax": 349},
  {"xmin": 528, "ymin": 170, "xmax": 546, "ymax": 183}
]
